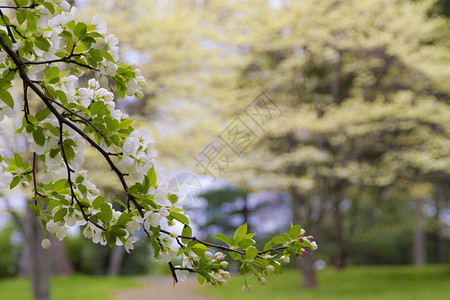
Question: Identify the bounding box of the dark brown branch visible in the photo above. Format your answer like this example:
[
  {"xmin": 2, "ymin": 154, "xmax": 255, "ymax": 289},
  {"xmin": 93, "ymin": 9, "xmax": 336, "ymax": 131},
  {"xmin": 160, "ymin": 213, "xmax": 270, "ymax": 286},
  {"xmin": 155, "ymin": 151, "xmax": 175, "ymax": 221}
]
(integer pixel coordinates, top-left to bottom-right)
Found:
[
  {"xmin": 9, "ymin": 24, "xmax": 26, "ymax": 40},
  {"xmin": 32, "ymin": 153, "xmax": 38, "ymax": 200},
  {"xmin": 58, "ymin": 119, "xmax": 105, "ymax": 231},
  {"xmin": 160, "ymin": 229, "xmax": 245, "ymax": 256},
  {"xmin": 0, "ymin": 5, "xmax": 37, "ymax": 10},
  {"xmin": 0, "ymin": 34, "xmax": 137, "ymax": 213},
  {"xmin": 0, "ymin": 9, "xmax": 17, "ymax": 44},
  {"xmin": 48, "ymin": 97, "xmax": 108, "ymax": 140}
]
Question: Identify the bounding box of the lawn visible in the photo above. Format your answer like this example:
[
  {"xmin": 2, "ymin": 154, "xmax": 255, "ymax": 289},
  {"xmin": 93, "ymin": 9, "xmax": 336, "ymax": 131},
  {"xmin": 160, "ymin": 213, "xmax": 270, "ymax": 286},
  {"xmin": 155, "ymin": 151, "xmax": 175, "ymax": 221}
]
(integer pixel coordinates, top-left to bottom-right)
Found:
[
  {"xmin": 1, "ymin": 265, "xmax": 449, "ymax": 300},
  {"xmin": 0, "ymin": 275, "xmax": 140, "ymax": 300},
  {"xmin": 197, "ymin": 265, "xmax": 450, "ymax": 300}
]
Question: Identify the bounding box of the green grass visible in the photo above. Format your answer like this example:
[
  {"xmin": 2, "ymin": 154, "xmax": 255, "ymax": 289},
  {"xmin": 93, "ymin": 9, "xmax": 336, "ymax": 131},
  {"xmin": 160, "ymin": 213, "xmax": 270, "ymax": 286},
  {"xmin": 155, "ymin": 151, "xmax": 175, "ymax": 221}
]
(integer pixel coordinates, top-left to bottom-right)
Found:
[
  {"xmin": 197, "ymin": 265, "xmax": 450, "ymax": 300},
  {"xmin": 0, "ymin": 275, "xmax": 141, "ymax": 300}
]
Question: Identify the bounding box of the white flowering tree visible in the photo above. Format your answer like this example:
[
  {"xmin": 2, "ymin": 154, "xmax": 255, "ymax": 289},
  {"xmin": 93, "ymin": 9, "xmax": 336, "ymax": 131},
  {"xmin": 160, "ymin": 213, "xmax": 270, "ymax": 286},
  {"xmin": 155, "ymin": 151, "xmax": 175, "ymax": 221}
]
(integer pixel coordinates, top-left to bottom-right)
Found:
[{"xmin": 0, "ymin": 0, "xmax": 317, "ymax": 292}]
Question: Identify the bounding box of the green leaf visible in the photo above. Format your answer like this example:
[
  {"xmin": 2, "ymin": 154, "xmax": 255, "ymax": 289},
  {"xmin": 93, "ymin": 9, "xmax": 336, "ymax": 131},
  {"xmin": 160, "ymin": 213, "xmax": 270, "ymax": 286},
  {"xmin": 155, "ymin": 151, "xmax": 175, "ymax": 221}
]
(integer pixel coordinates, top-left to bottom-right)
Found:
[
  {"xmin": 0, "ymin": 90, "xmax": 14, "ymax": 109},
  {"xmin": 73, "ymin": 43, "xmax": 85, "ymax": 54},
  {"xmin": 116, "ymin": 212, "xmax": 131, "ymax": 225},
  {"xmin": 13, "ymin": 152, "xmax": 24, "ymax": 167},
  {"xmin": 142, "ymin": 175, "xmax": 150, "ymax": 193},
  {"xmin": 17, "ymin": 0, "xmax": 28, "ymax": 6},
  {"xmin": 54, "ymin": 208, "xmax": 67, "ymax": 222},
  {"xmin": 58, "ymin": 30, "xmax": 73, "ymax": 41},
  {"xmin": 10, "ymin": 176, "xmax": 21, "ymax": 189},
  {"xmin": 238, "ymin": 238, "xmax": 255, "ymax": 249},
  {"xmin": 0, "ymin": 15, "xmax": 10, "ymax": 26},
  {"xmin": 35, "ymin": 108, "xmax": 51, "ymax": 122},
  {"xmin": 55, "ymin": 90, "xmax": 68, "ymax": 106},
  {"xmin": 45, "ymin": 66, "xmax": 60, "ymax": 80},
  {"xmin": 114, "ymin": 199, "xmax": 127, "ymax": 209},
  {"xmin": 43, "ymin": 122, "xmax": 59, "ymax": 136},
  {"xmin": 271, "ymin": 236, "xmax": 285, "ymax": 245},
  {"xmin": 100, "ymin": 203, "xmax": 113, "ymax": 224},
  {"xmin": 105, "ymin": 117, "xmax": 119, "ymax": 132},
  {"xmin": 168, "ymin": 194, "xmax": 178, "ymax": 205},
  {"xmin": 263, "ymin": 241, "xmax": 273, "ymax": 251},
  {"xmin": 192, "ymin": 243, "xmax": 209, "ymax": 252},
  {"xmin": 234, "ymin": 223, "xmax": 248, "ymax": 240},
  {"xmin": 35, "ymin": 37, "xmax": 51, "ymax": 52},
  {"xmin": 197, "ymin": 274, "xmax": 205, "ymax": 285},
  {"xmin": 74, "ymin": 22, "xmax": 87, "ymax": 39},
  {"xmin": 25, "ymin": 10, "xmax": 37, "ymax": 31},
  {"xmin": 101, "ymin": 49, "xmax": 115, "ymax": 62},
  {"xmin": 105, "ymin": 231, "xmax": 116, "ymax": 247},
  {"xmin": 42, "ymin": 2, "xmax": 55, "ymax": 14},
  {"xmin": 289, "ymin": 224, "xmax": 301, "ymax": 239},
  {"xmin": 90, "ymin": 101, "xmax": 104, "ymax": 115},
  {"xmin": 78, "ymin": 184, "xmax": 87, "ymax": 198},
  {"xmin": 16, "ymin": 11, "xmax": 26, "ymax": 24},
  {"xmin": 47, "ymin": 200, "xmax": 60, "ymax": 211},
  {"xmin": 52, "ymin": 179, "xmax": 67, "ymax": 192},
  {"xmin": 245, "ymin": 246, "xmax": 258, "ymax": 259},
  {"xmin": 181, "ymin": 225, "xmax": 192, "ymax": 244},
  {"xmin": 27, "ymin": 204, "xmax": 41, "ymax": 214},
  {"xmin": 213, "ymin": 234, "xmax": 229, "ymax": 244},
  {"xmin": 32, "ymin": 128, "xmax": 46, "ymax": 146},
  {"xmin": 119, "ymin": 119, "xmax": 134, "ymax": 129},
  {"xmin": 147, "ymin": 165, "xmax": 157, "ymax": 187},
  {"xmin": 92, "ymin": 196, "xmax": 105, "ymax": 209},
  {"xmin": 170, "ymin": 212, "xmax": 189, "ymax": 224}
]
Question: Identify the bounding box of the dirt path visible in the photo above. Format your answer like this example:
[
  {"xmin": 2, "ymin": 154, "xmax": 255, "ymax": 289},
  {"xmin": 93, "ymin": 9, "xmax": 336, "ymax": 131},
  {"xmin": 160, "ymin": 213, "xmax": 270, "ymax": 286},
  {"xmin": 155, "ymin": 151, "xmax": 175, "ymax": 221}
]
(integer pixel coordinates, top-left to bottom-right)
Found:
[{"xmin": 113, "ymin": 277, "xmax": 223, "ymax": 300}]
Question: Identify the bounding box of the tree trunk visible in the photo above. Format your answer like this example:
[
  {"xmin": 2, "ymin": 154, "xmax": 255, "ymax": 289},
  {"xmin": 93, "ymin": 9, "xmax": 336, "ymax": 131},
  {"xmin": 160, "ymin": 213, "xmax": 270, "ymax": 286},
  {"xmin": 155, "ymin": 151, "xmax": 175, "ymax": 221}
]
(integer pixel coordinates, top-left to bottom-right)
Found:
[
  {"xmin": 299, "ymin": 249, "xmax": 317, "ymax": 288},
  {"xmin": 50, "ymin": 235, "xmax": 73, "ymax": 276},
  {"xmin": 432, "ymin": 185, "xmax": 445, "ymax": 264},
  {"xmin": 413, "ymin": 198, "xmax": 427, "ymax": 266},
  {"xmin": 331, "ymin": 185, "xmax": 346, "ymax": 269},
  {"xmin": 107, "ymin": 246, "xmax": 125, "ymax": 276},
  {"xmin": 20, "ymin": 202, "xmax": 51, "ymax": 300},
  {"xmin": 290, "ymin": 189, "xmax": 318, "ymax": 288}
]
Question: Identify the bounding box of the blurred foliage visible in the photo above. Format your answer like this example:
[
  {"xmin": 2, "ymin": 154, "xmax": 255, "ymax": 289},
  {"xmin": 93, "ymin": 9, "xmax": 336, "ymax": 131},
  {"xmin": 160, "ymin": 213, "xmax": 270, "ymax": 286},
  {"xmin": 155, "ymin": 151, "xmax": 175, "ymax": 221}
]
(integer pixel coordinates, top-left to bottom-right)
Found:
[
  {"xmin": 0, "ymin": 224, "xmax": 20, "ymax": 278},
  {"xmin": 64, "ymin": 230, "xmax": 151, "ymax": 275},
  {"xmin": 75, "ymin": 0, "xmax": 450, "ymax": 275}
]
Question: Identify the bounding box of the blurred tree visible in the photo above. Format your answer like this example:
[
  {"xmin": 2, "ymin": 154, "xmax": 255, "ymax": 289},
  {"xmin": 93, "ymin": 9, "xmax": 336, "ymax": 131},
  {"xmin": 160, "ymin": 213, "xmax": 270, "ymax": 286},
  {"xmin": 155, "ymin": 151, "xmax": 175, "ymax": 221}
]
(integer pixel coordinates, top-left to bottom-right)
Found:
[{"xmin": 83, "ymin": 0, "xmax": 450, "ymax": 289}]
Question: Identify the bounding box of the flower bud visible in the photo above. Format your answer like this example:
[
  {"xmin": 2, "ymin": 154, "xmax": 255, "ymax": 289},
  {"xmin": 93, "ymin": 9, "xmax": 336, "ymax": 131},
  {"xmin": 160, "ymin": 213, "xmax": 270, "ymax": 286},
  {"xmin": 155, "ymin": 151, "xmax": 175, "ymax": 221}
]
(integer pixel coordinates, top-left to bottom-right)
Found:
[
  {"xmin": 220, "ymin": 261, "xmax": 229, "ymax": 268},
  {"xmin": 41, "ymin": 238, "xmax": 51, "ymax": 249},
  {"xmin": 265, "ymin": 265, "xmax": 274, "ymax": 274},
  {"xmin": 135, "ymin": 90, "xmax": 144, "ymax": 99},
  {"xmin": 74, "ymin": 67, "xmax": 84, "ymax": 77},
  {"xmin": 221, "ymin": 271, "xmax": 230, "ymax": 279},
  {"xmin": 129, "ymin": 60, "xmax": 139, "ymax": 68},
  {"xmin": 218, "ymin": 279, "xmax": 226, "ymax": 287},
  {"xmin": 259, "ymin": 277, "xmax": 266, "ymax": 285},
  {"xmin": 242, "ymin": 283, "xmax": 250, "ymax": 293},
  {"xmin": 204, "ymin": 251, "xmax": 213, "ymax": 261},
  {"xmin": 215, "ymin": 251, "xmax": 224, "ymax": 261},
  {"xmin": 300, "ymin": 229, "xmax": 305, "ymax": 235},
  {"xmin": 34, "ymin": 28, "xmax": 43, "ymax": 37}
]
